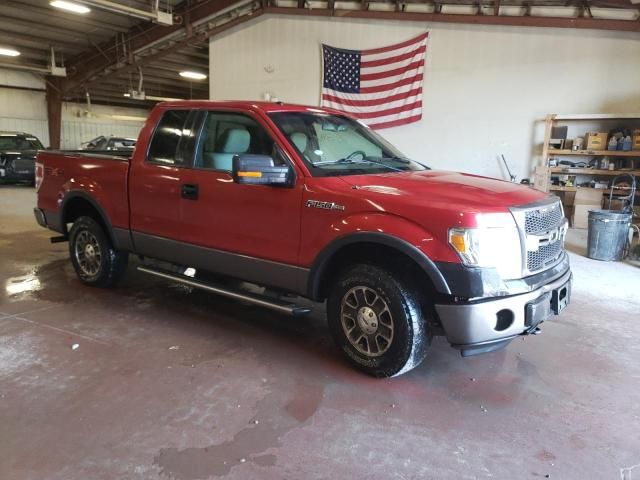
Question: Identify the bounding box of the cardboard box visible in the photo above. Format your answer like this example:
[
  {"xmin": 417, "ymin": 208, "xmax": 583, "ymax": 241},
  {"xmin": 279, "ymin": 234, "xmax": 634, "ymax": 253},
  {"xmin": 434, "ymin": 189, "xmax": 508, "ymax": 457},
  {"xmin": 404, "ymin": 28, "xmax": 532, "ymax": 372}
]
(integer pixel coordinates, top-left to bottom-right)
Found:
[
  {"xmin": 564, "ymin": 205, "xmax": 575, "ymax": 227},
  {"xmin": 633, "ymin": 129, "xmax": 640, "ymax": 151},
  {"xmin": 573, "ymin": 188, "xmax": 604, "ymax": 229},
  {"xmin": 584, "ymin": 132, "xmax": 608, "ymax": 150},
  {"xmin": 549, "ymin": 191, "xmax": 576, "ymax": 226},
  {"xmin": 603, "ymin": 198, "xmax": 625, "ymax": 211}
]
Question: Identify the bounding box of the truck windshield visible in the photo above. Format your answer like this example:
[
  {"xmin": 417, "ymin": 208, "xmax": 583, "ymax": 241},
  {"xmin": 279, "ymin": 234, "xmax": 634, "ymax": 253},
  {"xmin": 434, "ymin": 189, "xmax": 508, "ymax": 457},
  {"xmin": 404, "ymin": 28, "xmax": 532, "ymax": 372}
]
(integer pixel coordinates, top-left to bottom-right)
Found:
[
  {"xmin": 0, "ymin": 134, "xmax": 44, "ymax": 151},
  {"xmin": 268, "ymin": 112, "xmax": 427, "ymax": 177}
]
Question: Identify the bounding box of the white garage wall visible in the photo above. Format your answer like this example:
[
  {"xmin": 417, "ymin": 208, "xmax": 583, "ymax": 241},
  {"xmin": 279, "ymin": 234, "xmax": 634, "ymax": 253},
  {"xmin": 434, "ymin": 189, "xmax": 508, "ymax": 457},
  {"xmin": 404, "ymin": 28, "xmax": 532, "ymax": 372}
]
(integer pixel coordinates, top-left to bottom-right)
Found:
[
  {"xmin": 0, "ymin": 69, "xmax": 148, "ymax": 149},
  {"xmin": 209, "ymin": 16, "xmax": 640, "ymax": 181}
]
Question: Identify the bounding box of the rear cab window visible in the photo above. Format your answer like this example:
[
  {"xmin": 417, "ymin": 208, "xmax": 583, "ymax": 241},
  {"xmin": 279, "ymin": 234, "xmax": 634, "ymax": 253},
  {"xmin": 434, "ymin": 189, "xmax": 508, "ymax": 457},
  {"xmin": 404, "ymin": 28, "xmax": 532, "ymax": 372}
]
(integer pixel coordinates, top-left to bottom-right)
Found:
[{"xmin": 147, "ymin": 110, "xmax": 193, "ymax": 166}]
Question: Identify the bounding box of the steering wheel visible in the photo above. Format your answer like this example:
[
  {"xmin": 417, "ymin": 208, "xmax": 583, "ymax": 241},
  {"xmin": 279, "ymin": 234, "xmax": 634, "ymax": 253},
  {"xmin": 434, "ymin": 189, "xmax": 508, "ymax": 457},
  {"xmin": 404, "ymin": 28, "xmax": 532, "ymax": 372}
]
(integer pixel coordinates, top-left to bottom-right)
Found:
[{"xmin": 345, "ymin": 150, "xmax": 367, "ymax": 161}]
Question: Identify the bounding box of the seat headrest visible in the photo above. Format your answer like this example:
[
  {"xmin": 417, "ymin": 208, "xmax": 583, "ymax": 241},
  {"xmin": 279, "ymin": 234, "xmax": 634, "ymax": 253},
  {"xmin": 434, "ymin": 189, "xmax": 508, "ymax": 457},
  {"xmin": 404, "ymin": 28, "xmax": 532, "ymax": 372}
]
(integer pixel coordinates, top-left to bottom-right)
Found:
[
  {"xmin": 290, "ymin": 132, "xmax": 308, "ymax": 152},
  {"xmin": 220, "ymin": 128, "xmax": 250, "ymax": 153}
]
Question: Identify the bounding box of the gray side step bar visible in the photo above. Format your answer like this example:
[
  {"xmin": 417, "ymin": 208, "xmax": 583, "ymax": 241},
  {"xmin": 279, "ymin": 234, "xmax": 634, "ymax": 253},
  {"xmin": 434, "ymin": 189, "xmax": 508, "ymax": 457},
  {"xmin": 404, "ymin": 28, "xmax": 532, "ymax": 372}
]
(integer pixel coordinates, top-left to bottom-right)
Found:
[{"xmin": 137, "ymin": 265, "xmax": 312, "ymax": 317}]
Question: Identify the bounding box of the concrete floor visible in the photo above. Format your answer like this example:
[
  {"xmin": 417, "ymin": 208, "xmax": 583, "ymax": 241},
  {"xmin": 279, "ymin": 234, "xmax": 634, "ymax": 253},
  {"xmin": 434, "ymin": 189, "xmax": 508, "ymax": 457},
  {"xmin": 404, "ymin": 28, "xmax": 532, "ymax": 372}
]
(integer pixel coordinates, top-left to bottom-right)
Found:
[{"xmin": 1, "ymin": 184, "xmax": 639, "ymax": 480}]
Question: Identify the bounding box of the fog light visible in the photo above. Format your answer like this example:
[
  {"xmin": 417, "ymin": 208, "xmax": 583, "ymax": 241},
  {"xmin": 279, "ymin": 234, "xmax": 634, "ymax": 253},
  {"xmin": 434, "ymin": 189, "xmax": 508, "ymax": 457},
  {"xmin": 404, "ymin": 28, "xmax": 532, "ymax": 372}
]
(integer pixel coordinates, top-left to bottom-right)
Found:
[{"xmin": 495, "ymin": 309, "xmax": 514, "ymax": 331}]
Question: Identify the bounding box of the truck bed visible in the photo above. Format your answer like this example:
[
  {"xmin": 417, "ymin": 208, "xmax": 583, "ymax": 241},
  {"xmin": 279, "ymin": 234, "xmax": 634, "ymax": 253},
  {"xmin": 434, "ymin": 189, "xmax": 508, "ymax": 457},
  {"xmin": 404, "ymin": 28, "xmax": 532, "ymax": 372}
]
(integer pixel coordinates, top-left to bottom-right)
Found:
[{"xmin": 37, "ymin": 150, "xmax": 131, "ymax": 233}]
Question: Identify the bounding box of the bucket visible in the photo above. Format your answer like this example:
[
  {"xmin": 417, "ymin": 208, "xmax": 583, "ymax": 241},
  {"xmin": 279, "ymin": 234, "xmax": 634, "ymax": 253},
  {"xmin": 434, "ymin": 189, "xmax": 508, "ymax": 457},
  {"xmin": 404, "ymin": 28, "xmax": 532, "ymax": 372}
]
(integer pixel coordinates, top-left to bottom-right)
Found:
[{"xmin": 587, "ymin": 209, "xmax": 632, "ymax": 261}]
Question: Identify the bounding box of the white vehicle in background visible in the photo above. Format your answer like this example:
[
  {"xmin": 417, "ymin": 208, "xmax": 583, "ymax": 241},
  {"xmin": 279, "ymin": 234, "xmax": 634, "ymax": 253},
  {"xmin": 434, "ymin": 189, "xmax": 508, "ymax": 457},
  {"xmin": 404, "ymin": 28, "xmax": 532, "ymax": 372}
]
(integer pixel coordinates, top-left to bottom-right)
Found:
[{"xmin": 80, "ymin": 136, "xmax": 136, "ymax": 151}]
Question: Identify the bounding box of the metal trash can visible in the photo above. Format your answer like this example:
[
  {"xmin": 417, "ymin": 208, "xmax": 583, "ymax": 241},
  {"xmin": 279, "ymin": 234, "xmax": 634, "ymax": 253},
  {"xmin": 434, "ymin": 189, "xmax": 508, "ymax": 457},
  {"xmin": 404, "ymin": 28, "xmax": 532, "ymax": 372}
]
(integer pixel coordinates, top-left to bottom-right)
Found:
[{"xmin": 587, "ymin": 209, "xmax": 632, "ymax": 261}]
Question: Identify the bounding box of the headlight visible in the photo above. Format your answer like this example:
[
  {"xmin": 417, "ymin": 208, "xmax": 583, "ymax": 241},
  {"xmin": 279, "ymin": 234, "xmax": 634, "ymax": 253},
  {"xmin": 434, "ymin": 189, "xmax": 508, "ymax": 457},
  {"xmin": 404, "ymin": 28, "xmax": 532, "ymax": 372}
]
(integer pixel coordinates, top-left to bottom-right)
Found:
[{"xmin": 449, "ymin": 213, "xmax": 522, "ymax": 279}]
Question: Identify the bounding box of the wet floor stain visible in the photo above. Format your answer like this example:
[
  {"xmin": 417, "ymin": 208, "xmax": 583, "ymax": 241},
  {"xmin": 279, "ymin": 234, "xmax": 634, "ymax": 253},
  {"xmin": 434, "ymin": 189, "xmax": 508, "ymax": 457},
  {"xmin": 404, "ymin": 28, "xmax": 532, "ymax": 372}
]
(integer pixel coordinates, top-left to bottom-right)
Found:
[
  {"xmin": 535, "ymin": 449, "xmax": 557, "ymax": 462},
  {"xmin": 252, "ymin": 454, "xmax": 277, "ymax": 467},
  {"xmin": 154, "ymin": 381, "xmax": 324, "ymax": 479},
  {"xmin": 285, "ymin": 382, "xmax": 324, "ymax": 422}
]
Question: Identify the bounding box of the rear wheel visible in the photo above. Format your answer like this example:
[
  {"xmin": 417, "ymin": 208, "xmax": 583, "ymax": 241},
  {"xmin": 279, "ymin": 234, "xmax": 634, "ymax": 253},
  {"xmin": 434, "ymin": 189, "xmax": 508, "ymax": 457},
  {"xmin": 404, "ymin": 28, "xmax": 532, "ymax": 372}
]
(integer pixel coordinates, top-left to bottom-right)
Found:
[
  {"xmin": 68, "ymin": 216, "xmax": 128, "ymax": 287},
  {"xmin": 327, "ymin": 264, "xmax": 431, "ymax": 377}
]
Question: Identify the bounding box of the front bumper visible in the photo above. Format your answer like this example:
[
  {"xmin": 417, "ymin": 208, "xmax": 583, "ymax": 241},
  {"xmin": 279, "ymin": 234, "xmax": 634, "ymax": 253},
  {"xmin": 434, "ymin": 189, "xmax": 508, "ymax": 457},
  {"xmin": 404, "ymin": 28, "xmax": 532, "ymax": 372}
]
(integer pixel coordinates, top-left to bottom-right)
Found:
[{"xmin": 435, "ymin": 266, "xmax": 571, "ymax": 355}]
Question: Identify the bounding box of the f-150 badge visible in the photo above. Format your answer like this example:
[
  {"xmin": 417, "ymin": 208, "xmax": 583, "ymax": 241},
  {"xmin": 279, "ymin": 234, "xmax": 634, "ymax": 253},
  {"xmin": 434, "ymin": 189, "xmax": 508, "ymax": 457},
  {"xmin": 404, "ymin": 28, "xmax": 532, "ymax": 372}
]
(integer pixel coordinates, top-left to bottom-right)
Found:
[{"xmin": 305, "ymin": 199, "xmax": 345, "ymax": 211}]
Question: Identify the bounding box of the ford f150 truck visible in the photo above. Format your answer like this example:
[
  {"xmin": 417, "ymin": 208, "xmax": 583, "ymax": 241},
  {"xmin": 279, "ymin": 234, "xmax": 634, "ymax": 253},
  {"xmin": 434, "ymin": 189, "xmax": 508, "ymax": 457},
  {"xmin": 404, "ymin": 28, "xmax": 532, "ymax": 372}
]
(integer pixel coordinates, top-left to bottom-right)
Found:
[{"xmin": 35, "ymin": 101, "xmax": 571, "ymax": 377}]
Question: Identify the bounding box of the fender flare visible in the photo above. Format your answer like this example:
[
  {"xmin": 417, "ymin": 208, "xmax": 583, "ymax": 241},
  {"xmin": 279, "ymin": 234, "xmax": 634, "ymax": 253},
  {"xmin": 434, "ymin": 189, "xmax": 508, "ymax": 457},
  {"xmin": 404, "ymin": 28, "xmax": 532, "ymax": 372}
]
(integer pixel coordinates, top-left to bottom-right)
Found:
[
  {"xmin": 307, "ymin": 232, "xmax": 451, "ymax": 300},
  {"xmin": 61, "ymin": 191, "xmax": 116, "ymax": 243}
]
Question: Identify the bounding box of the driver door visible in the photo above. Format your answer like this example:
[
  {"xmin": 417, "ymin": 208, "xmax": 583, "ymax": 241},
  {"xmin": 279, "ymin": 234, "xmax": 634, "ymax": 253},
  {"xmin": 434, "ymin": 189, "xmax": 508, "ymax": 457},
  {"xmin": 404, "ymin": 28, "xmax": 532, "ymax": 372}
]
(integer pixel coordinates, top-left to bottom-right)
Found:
[{"xmin": 177, "ymin": 110, "xmax": 304, "ymax": 266}]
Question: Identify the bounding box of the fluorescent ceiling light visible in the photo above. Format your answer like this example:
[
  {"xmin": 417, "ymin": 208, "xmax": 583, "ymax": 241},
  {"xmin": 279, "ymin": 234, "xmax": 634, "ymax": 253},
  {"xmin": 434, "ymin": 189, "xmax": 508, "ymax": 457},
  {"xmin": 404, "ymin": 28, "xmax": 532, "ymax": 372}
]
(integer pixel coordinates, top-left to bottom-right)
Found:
[
  {"xmin": 123, "ymin": 93, "xmax": 131, "ymax": 97},
  {"xmin": 179, "ymin": 71, "xmax": 207, "ymax": 80},
  {"xmin": 0, "ymin": 48, "xmax": 20, "ymax": 57},
  {"xmin": 50, "ymin": 0, "xmax": 91, "ymax": 14}
]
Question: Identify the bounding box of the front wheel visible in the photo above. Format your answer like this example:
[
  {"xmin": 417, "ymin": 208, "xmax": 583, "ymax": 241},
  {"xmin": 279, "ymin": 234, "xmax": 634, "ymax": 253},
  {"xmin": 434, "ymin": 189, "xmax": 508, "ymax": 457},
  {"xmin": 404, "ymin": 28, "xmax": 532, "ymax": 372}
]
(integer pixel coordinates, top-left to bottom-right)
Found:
[
  {"xmin": 68, "ymin": 216, "xmax": 128, "ymax": 287},
  {"xmin": 327, "ymin": 264, "xmax": 431, "ymax": 377}
]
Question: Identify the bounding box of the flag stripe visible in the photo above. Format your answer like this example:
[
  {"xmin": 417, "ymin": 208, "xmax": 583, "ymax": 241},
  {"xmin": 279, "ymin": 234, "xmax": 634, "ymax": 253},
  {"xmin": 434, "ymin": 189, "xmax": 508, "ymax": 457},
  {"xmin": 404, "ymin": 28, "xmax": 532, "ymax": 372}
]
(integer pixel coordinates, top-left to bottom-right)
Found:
[
  {"xmin": 359, "ymin": 73, "xmax": 424, "ymax": 94},
  {"xmin": 361, "ymin": 55, "xmax": 424, "ymax": 76},
  {"xmin": 361, "ymin": 32, "xmax": 428, "ymax": 56},
  {"xmin": 323, "ymin": 95, "xmax": 422, "ymax": 115},
  {"xmin": 360, "ymin": 60, "xmax": 424, "ymax": 82},
  {"xmin": 360, "ymin": 45, "xmax": 427, "ymax": 68},
  {"xmin": 360, "ymin": 107, "xmax": 423, "ymax": 127},
  {"xmin": 322, "ymin": 83, "xmax": 418, "ymax": 102},
  {"xmin": 361, "ymin": 66, "xmax": 423, "ymax": 89},
  {"xmin": 322, "ymin": 87, "xmax": 422, "ymax": 107},
  {"xmin": 367, "ymin": 114, "xmax": 423, "ymax": 130},
  {"xmin": 347, "ymin": 101, "xmax": 422, "ymax": 120}
]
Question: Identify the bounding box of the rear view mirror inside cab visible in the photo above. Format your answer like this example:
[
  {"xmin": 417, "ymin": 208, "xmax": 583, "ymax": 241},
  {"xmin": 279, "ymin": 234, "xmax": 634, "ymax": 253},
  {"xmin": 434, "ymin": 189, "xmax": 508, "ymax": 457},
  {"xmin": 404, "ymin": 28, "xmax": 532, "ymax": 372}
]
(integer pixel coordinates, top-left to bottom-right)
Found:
[{"xmin": 321, "ymin": 121, "xmax": 347, "ymax": 132}]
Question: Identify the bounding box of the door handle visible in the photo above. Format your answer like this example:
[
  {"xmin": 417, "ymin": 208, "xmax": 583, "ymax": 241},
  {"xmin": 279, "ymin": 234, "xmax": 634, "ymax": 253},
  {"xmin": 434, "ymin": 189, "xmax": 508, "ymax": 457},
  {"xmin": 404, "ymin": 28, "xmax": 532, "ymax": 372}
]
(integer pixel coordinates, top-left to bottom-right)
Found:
[{"xmin": 181, "ymin": 183, "xmax": 199, "ymax": 200}]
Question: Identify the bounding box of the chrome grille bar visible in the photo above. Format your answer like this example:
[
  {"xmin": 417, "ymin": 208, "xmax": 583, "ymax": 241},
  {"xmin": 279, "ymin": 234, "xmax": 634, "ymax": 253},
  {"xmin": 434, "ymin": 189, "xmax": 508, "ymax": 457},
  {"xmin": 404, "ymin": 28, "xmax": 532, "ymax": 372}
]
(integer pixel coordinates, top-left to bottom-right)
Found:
[{"xmin": 511, "ymin": 197, "xmax": 567, "ymax": 277}]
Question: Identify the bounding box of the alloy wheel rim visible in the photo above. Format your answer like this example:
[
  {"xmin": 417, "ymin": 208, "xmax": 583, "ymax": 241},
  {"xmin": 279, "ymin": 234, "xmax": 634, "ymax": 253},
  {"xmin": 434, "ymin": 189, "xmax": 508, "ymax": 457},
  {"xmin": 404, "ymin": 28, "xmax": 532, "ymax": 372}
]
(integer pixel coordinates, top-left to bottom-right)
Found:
[
  {"xmin": 340, "ymin": 286, "xmax": 394, "ymax": 357},
  {"xmin": 74, "ymin": 230, "xmax": 102, "ymax": 277}
]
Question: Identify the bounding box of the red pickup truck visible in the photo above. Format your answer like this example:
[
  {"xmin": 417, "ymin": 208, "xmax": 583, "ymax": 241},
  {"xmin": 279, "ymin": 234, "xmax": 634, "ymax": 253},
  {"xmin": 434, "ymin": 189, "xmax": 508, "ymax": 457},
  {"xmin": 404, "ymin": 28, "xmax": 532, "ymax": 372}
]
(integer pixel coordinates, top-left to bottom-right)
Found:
[{"xmin": 35, "ymin": 101, "xmax": 571, "ymax": 377}]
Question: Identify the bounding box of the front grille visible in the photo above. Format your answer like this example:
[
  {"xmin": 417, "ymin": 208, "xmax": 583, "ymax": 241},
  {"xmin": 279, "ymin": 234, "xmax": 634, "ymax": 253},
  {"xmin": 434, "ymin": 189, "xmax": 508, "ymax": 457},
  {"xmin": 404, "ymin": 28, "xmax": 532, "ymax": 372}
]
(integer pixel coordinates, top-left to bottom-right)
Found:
[
  {"xmin": 524, "ymin": 202, "xmax": 564, "ymax": 234},
  {"xmin": 512, "ymin": 198, "xmax": 566, "ymax": 276},
  {"xmin": 527, "ymin": 240, "xmax": 563, "ymax": 272}
]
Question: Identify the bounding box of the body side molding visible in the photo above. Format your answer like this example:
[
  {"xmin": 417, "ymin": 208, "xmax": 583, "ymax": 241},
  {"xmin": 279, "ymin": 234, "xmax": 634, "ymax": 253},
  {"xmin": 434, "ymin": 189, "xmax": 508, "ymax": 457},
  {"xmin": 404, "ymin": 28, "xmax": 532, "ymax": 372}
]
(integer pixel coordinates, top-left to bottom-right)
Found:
[{"xmin": 132, "ymin": 232, "xmax": 309, "ymax": 295}]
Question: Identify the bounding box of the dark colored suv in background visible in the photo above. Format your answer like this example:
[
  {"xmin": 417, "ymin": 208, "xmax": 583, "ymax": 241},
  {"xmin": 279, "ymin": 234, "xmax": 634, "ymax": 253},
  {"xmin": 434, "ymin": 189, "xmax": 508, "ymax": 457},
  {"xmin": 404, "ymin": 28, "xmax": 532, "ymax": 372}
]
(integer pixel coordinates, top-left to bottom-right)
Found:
[{"xmin": 0, "ymin": 131, "xmax": 44, "ymax": 185}]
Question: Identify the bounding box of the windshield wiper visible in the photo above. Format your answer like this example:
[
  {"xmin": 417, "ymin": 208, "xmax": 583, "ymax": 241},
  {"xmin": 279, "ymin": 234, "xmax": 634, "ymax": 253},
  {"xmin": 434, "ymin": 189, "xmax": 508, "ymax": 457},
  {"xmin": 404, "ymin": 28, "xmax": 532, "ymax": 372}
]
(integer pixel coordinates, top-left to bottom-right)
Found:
[
  {"xmin": 381, "ymin": 156, "xmax": 411, "ymax": 164},
  {"xmin": 313, "ymin": 158, "xmax": 405, "ymax": 172}
]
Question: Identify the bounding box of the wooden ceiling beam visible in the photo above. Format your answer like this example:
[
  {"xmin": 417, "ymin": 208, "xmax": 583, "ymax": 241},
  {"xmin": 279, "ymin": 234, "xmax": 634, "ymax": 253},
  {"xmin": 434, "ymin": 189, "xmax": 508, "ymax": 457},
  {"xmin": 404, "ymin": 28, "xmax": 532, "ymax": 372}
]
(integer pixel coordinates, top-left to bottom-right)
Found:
[
  {"xmin": 62, "ymin": 0, "xmax": 243, "ymax": 91},
  {"xmin": 265, "ymin": 5, "xmax": 640, "ymax": 31}
]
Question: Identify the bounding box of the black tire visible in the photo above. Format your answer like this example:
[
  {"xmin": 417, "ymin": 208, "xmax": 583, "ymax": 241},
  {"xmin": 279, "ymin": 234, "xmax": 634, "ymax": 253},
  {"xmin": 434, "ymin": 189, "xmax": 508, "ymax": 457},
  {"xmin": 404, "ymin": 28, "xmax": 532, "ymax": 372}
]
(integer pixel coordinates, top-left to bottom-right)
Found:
[
  {"xmin": 327, "ymin": 264, "xmax": 431, "ymax": 378},
  {"xmin": 68, "ymin": 216, "xmax": 128, "ymax": 287}
]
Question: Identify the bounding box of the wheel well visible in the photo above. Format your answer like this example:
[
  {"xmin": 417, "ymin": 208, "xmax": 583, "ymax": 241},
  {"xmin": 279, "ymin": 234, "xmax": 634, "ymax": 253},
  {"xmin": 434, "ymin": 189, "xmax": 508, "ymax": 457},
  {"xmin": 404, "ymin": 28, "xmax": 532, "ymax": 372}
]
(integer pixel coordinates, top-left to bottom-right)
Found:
[
  {"xmin": 62, "ymin": 197, "xmax": 110, "ymax": 238},
  {"xmin": 314, "ymin": 242, "xmax": 438, "ymax": 301}
]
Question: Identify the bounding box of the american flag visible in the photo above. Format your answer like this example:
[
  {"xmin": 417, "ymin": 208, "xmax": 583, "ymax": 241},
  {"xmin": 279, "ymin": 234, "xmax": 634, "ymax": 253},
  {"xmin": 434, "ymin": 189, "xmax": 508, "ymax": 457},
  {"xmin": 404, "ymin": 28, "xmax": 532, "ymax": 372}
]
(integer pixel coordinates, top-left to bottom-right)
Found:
[{"xmin": 321, "ymin": 33, "xmax": 428, "ymax": 130}]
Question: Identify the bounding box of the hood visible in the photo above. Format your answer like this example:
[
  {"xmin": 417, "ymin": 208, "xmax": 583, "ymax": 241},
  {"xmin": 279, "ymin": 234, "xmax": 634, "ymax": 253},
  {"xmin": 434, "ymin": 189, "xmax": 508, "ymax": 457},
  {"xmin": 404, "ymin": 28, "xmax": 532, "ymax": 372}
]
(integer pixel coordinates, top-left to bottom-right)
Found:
[{"xmin": 340, "ymin": 169, "xmax": 546, "ymax": 212}]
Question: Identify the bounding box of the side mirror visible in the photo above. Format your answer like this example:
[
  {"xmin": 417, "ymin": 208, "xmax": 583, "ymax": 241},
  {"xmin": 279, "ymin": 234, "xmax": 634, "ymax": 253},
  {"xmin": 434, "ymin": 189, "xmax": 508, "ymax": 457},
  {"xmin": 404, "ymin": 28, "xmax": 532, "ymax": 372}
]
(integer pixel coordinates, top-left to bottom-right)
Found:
[{"xmin": 232, "ymin": 154, "xmax": 292, "ymax": 186}]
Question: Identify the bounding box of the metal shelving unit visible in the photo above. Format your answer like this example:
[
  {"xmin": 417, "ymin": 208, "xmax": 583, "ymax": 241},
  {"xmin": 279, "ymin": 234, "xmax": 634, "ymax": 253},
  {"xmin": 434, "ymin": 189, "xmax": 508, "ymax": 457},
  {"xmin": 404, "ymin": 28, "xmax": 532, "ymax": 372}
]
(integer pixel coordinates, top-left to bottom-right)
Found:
[{"xmin": 534, "ymin": 113, "xmax": 640, "ymax": 193}]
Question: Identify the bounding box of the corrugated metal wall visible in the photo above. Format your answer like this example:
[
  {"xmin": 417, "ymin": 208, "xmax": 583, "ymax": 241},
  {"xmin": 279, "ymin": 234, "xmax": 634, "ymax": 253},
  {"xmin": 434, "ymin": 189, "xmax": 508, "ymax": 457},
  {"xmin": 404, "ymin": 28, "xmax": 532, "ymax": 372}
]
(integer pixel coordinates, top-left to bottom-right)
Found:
[
  {"xmin": 0, "ymin": 116, "xmax": 144, "ymax": 149},
  {"xmin": 60, "ymin": 120, "xmax": 143, "ymax": 150},
  {"xmin": 0, "ymin": 117, "xmax": 49, "ymax": 145},
  {"xmin": 0, "ymin": 76, "xmax": 147, "ymax": 149}
]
